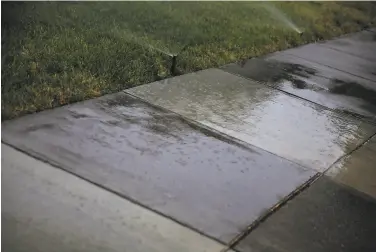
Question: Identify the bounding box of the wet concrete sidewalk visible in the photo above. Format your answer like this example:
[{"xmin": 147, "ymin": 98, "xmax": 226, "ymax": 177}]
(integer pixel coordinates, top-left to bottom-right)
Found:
[{"xmin": 2, "ymin": 29, "xmax": 376, "ymax": 252}]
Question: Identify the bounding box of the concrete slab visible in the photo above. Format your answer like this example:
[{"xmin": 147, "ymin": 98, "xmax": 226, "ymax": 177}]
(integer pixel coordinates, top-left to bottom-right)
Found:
[
  {"xmin": 1, "ymin": 144, "xmax": 226, "ymax": 252},
  {"xmin": 327, "ymin": 135, "xmax": 376, "ymax": 200},
  {"xmin": 282, "ymin": 43, "xmax": 376, "ymax": 82},
  {"xmin": 127, "ymin": 69, "xmax": 376, "ymax": 171},
  {"xmin": 235, "ymin": 176, "xmax": 376, "ymax": 252},
  {"xmin": 318, "ymin": 30, "xmax": 376, "ymax": 62},
  {"xmin": 1, "ymin": 92, "xmax": 316, "ymax": 243},
  {"xmin": 222, "ymin": 54, "xmax": 376, "ymax": 122}
]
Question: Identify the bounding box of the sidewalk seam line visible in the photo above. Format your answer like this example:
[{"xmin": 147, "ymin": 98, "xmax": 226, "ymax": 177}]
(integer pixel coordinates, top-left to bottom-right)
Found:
[
  {"xmin": 317, "ymin": 43, "xmax": 375, "ymax": 63},
  {"xmin": 123, "ymin": 91, "xmax": 316, "ymax": 173},
  {"xmin": 219, "ymin": 69, "xmax": 376, "ymax": 126},
  {"xmin": 222, "ymin": 131, "xmax": 376, "ymax": 252},
  {"xmin": 1, "ymin": 141, "xmax": 228, "ymax": 247},
  {"xmin": 323, "ymin": 131, "xmax": 376, "ymax": 174},
  {"xmin": 221, "ymin": 172, "xmax": 323, "ymax": 252},
  {"xmin": 283, "ymin": 52, "xmax": 376, "ymax": 83}
]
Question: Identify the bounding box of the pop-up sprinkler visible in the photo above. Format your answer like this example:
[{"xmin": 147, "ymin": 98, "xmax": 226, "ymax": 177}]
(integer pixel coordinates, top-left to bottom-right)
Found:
[
  {"xmin": 169, "ymin": 44, "xmax": 189, "ymax": 76},
  {"xmin": 170, "ymin": 54, "xmax": 178, "ymax": 76}
]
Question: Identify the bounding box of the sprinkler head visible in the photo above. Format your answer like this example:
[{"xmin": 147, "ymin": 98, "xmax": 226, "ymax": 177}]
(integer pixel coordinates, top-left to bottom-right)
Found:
[
  {"xmin": 298, "ymin": 31, "xmax": 304, "ymax": 37},
  {"xmin": 170, "ymin": 54, "xmax": 178, "ymax": 76},
  {"xmin": 169, "ymin": 43, "xmax": 190, "ymax": 76}
]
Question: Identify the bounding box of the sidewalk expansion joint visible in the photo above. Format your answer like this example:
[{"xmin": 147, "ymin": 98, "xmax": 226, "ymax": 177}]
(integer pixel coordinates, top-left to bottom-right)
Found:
[
  {"xmin": 124, "ymin": 91, "xmax": 315, "ymax": 172},
  {"xmin": 283, "ymin": 52, "xmax": 376, "ymax": 83},
  {"xmin": 317, "ymin": 43, "xmax": 375, "ymax": 63},
  {"xmin": 323, "ymin": 130, "xmax": 376, "ymax": 174},
  {"xmin": 220, "ymin": 172, "xmax": 323, "ymax": 252},
  {"xmin": 0, "ymin": 141, "xmax": 228, "ymax": 247},
  {"xmin": 221, "ymin": 69, "xmax": 376, "ymax": 126},
  {"xmin": 221, "ymin": 131, "xmax": 376, "ymax": 252}
]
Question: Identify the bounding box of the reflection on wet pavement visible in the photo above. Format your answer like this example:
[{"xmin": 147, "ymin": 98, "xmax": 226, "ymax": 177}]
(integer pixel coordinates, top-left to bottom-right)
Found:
[
  {"xmin": 327, "ymin": 135, "xmax": 376, "ymax": 200},
  {"xmin": 222, "ymin": 53, "xmax": 376, "ymax": 122},
  {"xmin": 1, "ymin": 92, "xmax": 316, "ymax": 243},
  {"xmin": 127, "ymin": 69, "xmax": 376, "ymax": 171}
]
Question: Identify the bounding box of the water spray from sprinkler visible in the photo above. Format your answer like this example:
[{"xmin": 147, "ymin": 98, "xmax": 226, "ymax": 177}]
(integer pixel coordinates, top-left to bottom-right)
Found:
[{"xmin": 263, "ymin": 3, "xmax": 302, "ymax": 35}]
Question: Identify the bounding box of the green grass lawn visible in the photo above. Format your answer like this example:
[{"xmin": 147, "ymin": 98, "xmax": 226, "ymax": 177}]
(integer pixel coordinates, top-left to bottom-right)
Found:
[{"xmin": 2, "ymin": 1, "xmax": 376, "ymax": 120}]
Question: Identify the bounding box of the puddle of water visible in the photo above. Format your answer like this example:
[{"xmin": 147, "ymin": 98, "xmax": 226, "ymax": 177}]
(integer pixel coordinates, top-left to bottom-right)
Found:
[
  {"xmin": 128, "ymin": 69, "xmax": 376, "ymax": 171},
  {"xmin": 329, "ymin": 79, "xmax": 376, "ymax": 106}
]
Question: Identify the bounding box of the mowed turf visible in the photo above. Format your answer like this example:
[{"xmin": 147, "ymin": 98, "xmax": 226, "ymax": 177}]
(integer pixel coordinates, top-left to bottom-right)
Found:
[{"xmin": 2, "ymin": 2, "xmax": 376, "ymax": 120}]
